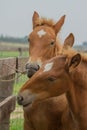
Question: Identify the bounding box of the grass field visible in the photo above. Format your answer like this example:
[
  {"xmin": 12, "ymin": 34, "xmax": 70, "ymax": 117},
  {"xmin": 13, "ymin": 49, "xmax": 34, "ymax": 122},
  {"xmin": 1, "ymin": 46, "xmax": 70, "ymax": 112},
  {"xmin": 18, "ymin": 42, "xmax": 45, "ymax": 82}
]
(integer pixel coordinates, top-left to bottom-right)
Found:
[
  {"xmin": 10, "ymin": 118, "xmax": 24, "ymax": 130},
  {"xmin": 0, "ymin": 42, "xmax": 29, "ymax": 58},
  {"xmin": 0, "ymin": 51, "xmax": 29, "ymax": 58}
]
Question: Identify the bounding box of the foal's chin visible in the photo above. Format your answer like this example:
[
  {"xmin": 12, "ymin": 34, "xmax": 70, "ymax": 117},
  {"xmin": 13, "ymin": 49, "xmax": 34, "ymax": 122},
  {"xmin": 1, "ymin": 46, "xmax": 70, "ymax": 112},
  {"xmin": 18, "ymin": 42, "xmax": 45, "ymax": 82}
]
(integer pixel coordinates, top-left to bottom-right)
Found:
[
  {"xmin": 23, "ymin": 102, "xmax": 33, "ymax": 111},
  {"xmin": 23, "ymin": 100, "xmax": 41, "ymax": 111}
]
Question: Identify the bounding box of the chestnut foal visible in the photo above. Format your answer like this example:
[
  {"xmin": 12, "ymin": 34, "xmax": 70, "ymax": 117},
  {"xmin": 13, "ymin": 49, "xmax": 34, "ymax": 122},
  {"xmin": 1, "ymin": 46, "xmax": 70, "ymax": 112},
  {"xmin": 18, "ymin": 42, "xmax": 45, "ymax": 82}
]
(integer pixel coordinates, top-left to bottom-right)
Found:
[
  {"xmin": 18, "ymin": 51, "xmax": 87, "ymax": 130},
  {"xmin": 26, "ymin": 11, "xmax": 66, "ymax": 77},
  {"xmin": 18, "ymin": 37, "xmax": 75, "ymax": 130},
  {"xmin": 24, "ymin": 11, "xmax": 74, "ymax": 130},
  {"xmin": 18, "ymin": 11, "xmax": 75, "ymax": 130}
]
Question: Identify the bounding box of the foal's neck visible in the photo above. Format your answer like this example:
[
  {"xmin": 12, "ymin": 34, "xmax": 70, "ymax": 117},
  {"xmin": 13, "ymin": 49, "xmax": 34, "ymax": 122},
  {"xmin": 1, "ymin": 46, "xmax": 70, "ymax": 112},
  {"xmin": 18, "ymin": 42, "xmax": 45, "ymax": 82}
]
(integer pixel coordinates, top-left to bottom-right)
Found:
[{"xmin": 67, "ymin": 62, "xmax": 87, "ymax": 130}]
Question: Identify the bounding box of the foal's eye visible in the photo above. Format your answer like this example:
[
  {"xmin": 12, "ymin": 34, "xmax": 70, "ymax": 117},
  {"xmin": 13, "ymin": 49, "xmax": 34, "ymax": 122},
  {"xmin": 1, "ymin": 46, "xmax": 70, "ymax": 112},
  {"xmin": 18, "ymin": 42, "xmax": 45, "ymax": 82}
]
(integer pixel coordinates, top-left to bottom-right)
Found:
[
  {"xmin": 50, "ymin": 41, "xmax": 55, "ymax": 46},
  {"xmin": 47, "ymin": 77, "xmax": 56, "ymax": 81},
  {"xmin": 36, "ymin": 24, "xmax": 40, "ymax": 27}
]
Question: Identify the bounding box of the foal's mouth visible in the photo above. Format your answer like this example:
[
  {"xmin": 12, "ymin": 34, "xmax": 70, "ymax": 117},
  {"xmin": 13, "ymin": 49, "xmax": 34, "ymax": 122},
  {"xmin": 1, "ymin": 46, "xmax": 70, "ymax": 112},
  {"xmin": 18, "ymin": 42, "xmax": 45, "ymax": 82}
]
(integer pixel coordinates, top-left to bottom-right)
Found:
[
  {"xmin": 23, "ymin": 102, "xmax": 32, "ymax": 107},
  {"xmin": 26, "ymin": 68, "xmax": 37, "ymax": 78},
  {"xmin": 26, "ymin": 65, "xmax": 40, "ymax": 78}
]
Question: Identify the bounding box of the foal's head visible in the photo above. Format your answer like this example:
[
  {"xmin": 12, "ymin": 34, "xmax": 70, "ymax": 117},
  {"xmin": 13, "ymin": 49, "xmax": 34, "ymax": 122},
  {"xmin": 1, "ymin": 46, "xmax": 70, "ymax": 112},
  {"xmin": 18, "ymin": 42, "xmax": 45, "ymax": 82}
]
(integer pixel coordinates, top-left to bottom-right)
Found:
[
  {"xmin": 17, "ymin": 53, "xmax": 81, "ymax": 108},
  {"xmin": 26, "ymin": 11, "xmax": 66, "ymax": 77}
]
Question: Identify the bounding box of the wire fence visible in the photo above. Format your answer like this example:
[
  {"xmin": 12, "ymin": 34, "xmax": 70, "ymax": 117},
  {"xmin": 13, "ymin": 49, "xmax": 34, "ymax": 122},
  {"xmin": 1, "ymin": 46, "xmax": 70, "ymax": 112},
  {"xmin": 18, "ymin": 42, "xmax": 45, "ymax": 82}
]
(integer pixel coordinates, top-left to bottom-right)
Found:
[
  {"xmin": 0, "ymin": 45, "xmax": 29, "ymax": 130},
  {"xmin": 10, "ymin": 74, "xmax": 28, "ymax": 130}
]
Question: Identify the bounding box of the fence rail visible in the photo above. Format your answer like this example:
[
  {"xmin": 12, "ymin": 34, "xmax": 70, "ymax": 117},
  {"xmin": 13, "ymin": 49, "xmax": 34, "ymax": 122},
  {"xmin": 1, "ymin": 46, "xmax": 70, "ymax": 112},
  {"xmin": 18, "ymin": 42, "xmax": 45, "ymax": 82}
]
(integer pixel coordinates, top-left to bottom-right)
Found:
[{"xmin": 0, "ymin": 57, "xmax": 28, "ymax": 130}]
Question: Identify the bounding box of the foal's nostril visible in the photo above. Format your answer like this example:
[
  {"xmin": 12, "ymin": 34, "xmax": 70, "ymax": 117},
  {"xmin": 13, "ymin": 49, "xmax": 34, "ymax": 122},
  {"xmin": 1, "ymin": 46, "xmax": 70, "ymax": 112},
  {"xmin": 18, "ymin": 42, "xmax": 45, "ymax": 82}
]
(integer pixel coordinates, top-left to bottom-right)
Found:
[
  {"xmin": 17, "ymin": 95, "xmax": 23, "ymax": 105},
  {"xmin": 18, "ymin": 96, "xmax": 23, "ymax": 101},
  {"xmin": 25, "ymin": 63, "xmax": 40, "ymax": 78}
]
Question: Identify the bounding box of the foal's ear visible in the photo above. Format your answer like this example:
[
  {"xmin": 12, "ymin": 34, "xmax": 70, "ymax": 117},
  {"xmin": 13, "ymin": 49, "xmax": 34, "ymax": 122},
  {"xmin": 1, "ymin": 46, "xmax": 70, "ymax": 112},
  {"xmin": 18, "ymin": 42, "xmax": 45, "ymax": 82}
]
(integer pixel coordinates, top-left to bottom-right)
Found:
[
  {"xmin": 53, "ymin": 15, "xmax": 66, "ymax": 34},
  {"xmin": 63, "ymin": 33, "xmax": 74, "ymax": 49},
  {"xmin": 66, "ymin": 53, "xmax": 81, "ymax": 72},
  {"xmin": 32, "ymin": 11, "xmax": 39, "ymax": 29}
]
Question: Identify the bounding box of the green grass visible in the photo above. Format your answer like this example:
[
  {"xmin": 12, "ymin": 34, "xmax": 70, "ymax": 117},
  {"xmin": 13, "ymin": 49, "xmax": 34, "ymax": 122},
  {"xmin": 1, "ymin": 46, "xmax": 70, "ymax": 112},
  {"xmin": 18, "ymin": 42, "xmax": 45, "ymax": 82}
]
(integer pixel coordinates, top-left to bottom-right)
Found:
[
  {"xmin": 10, "ymin": 74, "xmax": 28, "ymax": 130},
  {"xmin": 13, "ymin": 74, "xmax": 28, "ymax": 94},
  {"xmin": 0, "ymin": 42, "xmax": 29, "ymax": 58},
  {"xmin": 10, "ymin": 118, "xmax": 24, "ymax": 130},
  {"xmin": 0, "ymin": 51, "xmax": 29, "ymax": 58}
]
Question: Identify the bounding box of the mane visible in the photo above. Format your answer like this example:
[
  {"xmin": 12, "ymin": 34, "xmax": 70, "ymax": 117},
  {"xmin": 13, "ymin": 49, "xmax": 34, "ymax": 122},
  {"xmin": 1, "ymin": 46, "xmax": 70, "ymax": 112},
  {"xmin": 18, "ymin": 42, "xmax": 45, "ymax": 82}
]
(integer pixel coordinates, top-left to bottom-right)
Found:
[
  {"xmin": 56, "ymin": 38, "xmax": 63, "ymax": 54},
  {"xmin": 35, "ymin": 17, "xmax": 55, "ymax": 27},
  {"xmin": 61, "ymin": 47, "xmax": 87, "ymax": 62},
  {"xmin": 80, "ymin": 52, "xmax": 87, "ymax": 62}
]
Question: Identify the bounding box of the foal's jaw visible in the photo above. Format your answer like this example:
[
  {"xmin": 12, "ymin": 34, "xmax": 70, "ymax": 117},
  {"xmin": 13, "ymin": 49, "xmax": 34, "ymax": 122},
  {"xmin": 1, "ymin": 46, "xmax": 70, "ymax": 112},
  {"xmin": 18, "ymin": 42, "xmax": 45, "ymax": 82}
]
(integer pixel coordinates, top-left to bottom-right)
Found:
[{"xmin": 17, "ymin": 89, "xmax": 37, "ymax": 108}]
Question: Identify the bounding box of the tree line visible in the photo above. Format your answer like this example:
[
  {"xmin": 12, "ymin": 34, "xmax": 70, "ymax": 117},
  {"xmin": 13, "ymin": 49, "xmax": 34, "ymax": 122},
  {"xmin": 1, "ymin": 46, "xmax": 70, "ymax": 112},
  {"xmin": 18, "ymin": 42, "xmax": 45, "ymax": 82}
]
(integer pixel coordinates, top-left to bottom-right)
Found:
[{"xmin": 0, "ymin": 35, "xmax": 28, "ymax": 43}]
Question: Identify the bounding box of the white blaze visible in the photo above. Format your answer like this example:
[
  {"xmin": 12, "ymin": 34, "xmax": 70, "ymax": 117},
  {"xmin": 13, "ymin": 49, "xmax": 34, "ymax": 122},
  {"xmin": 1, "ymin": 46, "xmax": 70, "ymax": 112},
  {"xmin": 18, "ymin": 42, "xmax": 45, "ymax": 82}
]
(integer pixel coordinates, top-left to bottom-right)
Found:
[
  {"xmin": 37, "ymin": 29, "xmax": 46, "ymax": 38},
  {"xmin": 43, "ymin": 62, "xmax": 53, "ymax": 72}
]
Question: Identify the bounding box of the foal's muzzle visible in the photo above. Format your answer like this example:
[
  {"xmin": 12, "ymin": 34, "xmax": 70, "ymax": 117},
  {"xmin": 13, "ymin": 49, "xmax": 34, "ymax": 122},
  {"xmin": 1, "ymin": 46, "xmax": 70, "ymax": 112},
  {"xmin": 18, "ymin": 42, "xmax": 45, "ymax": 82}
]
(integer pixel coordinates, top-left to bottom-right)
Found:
[
  {"xmin": 17, "ymin": 90, "xmax": 37, "ymax": 107},
  {"xmin": 25, "ymin": 63, "xmax": 40, "ymax": 78}
]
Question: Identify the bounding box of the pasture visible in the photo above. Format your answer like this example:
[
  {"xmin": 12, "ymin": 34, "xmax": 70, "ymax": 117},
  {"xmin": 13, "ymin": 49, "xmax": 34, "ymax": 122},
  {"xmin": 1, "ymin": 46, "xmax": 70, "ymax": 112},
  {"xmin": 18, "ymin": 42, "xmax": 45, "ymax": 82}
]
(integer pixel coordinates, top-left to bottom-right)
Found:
[
  {"xmin": 0, "ymin": 42, "xmax": 29, "ymax": 58},
  {"xmin": 0, "ymin": 42, "xmax": 29, "ymax": 130}
]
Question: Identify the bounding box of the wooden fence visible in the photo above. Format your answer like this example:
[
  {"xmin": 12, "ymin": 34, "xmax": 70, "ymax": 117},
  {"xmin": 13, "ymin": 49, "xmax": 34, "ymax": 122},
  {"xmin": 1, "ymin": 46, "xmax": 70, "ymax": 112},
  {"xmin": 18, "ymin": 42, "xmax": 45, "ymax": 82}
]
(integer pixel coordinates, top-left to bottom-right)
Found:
[{"xmin": 0, "ymin": 57, "xmax": 28, "ymax": 130}]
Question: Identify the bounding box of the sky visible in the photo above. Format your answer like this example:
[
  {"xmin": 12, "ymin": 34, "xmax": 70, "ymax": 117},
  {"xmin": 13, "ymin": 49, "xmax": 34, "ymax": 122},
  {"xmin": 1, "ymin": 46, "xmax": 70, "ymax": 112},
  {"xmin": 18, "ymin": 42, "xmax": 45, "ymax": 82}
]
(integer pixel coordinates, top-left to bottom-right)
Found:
[{"xmin": 0, "ymin": 0, "xmax": 87, "ymax": 45}]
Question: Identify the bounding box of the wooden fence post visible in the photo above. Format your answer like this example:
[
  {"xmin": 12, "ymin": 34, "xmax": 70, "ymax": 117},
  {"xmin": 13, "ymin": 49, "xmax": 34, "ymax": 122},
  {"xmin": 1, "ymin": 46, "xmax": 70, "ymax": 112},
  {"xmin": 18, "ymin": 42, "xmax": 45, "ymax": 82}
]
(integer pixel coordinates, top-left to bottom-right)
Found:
[
  {"xmin": 0, "ymin": 96, "xmax": 16, "ymax": 130},
  {"xmin": 0, "ymin": 58, "xmax": 16, "ymax": 130},
  {"xmin": 18, "ymin": 48, "xmax": 22, "ymax": 56},
  {"xmin": 0, "ymin": 57, "xmax": 28, "ymax": 130}
]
